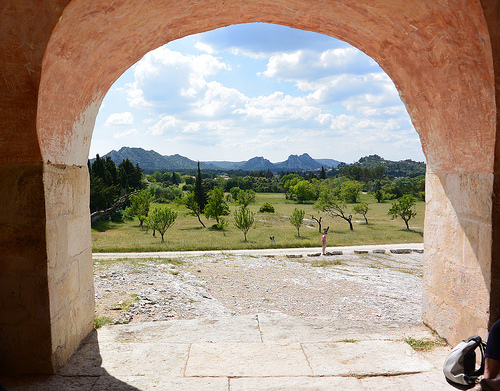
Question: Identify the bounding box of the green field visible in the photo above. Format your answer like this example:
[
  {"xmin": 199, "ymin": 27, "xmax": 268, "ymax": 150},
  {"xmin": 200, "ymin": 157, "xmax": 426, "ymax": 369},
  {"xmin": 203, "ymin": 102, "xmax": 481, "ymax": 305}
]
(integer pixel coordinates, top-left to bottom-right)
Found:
[{"xmin": 91, "ymin": 192, "xmax": 424, "ymax": 252}]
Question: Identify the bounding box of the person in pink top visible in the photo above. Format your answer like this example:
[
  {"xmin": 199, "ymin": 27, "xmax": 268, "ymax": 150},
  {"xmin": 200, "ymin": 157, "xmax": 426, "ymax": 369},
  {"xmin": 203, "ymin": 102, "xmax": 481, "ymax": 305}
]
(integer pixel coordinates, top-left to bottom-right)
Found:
[{"xmin": 322, "ymin": 230, "xmax": 327, "ymax": 255}]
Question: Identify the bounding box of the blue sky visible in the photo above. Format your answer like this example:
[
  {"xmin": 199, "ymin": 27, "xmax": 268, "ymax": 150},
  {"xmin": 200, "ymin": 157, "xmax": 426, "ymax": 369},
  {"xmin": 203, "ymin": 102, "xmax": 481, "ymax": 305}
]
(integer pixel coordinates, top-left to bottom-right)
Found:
[{"xmin": 90, "ymin": 23, "xmax": 425, "ymax": 164}]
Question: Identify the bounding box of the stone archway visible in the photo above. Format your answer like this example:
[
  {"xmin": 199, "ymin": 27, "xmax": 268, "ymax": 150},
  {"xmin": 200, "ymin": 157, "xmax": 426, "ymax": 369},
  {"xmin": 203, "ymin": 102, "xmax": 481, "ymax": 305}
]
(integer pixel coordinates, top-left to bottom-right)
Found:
[{"xmin": 1, "ymin": 0, "xmax": 499, "ymax": 375}]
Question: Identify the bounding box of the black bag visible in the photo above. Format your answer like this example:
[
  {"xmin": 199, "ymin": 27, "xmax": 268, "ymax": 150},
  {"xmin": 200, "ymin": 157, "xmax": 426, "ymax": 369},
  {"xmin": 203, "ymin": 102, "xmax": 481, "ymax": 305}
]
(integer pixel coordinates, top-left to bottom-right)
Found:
[{"xmin": 443, "ymin": 335, "xmax": 486, "ymax": 389}]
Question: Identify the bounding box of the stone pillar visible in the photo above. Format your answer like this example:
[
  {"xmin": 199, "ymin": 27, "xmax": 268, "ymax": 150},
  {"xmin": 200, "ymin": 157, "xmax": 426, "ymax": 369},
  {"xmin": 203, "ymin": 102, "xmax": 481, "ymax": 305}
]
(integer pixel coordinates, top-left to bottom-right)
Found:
[
  {"xmin": 44, "ymin": 163, "xmax": 94, "ymax": 371},
  {"xmin": 423, "ymin": 170, "xmax": 493, "ymax": 343},
  {"xmin": 0, "ymin": 162, "xmax": 94, "ymax": 375},
  {"xmin": 0, "ymin": 162, "xmax": 52, "ymax": 374}
]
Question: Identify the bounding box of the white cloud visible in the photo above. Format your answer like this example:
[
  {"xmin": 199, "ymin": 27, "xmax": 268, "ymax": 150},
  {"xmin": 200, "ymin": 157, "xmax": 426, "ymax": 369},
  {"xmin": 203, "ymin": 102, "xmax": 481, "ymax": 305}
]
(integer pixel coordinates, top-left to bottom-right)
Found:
[
  {"xmin": 191, "ymin": 81, "xmax": 248, "ymax": 118},
  {"xmin": 183, "ymin": 123, "xmax": 200, "ymax": 134},
  {"xmin": 127, "ymin": 47, "xmax": 230, "ymax": 112},
  {"xmin": 194, "ymin": 41, "xmax": 217, "ymax": 54},
  {"xmin": 148, "ymin": 115, "xmax": 180, "ymax": 135},
  {"xmin": 263, "ymin": 51, "xmax": 303, "ymax": 78},
  {"xmin": 91, "ymin": 24, "xmax": 423, "ymax": 163},
  {"xmin": 113, "ymin": 128, "xmax": 138, "ymax": 139},
  {"xmin": 104, "ymin": 112, "xmax": 134, "ymax": 126}
]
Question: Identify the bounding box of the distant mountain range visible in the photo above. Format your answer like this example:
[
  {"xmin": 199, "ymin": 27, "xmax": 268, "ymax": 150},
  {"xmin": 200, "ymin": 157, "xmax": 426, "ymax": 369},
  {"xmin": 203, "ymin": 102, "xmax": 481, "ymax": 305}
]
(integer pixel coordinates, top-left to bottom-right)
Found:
[{"xmin": 94, "ymin": 147, "xmax": 342, "ymax": 173}]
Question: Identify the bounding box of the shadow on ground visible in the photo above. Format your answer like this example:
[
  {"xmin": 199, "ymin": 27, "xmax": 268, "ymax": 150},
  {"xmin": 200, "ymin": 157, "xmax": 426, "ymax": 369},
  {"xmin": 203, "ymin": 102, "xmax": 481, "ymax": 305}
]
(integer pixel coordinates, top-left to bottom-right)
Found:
[{"xmin": 0, "ymin": 331, "xmax": 141, "ymax": 391}]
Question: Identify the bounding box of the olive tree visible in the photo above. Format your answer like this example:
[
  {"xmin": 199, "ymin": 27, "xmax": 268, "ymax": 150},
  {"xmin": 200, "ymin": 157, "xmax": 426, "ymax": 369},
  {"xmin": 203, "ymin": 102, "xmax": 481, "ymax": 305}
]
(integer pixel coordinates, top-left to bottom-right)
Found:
[
  {"xmin": 388, "ymin": 194, "xmax": 417, "ymax": 230},
  {"xmin": 352, "ymin": 202, "xmax": 370, "ymax": 224},
  {"xmin": 204, "ymin": 187, "xmax": 230, "ymax": 224},
  {"xmin": 289, "ymin": 208, "xmax": 306, "ymax": 237},
  {"xmin": 148, "ymin": 206, "xmax": 178, "ymax": 242},
  {"xmin": 234, "ymin": 206, "xmax": 255, "ymax": 241},
  {"xmin": 314, "ymin": 185, "xmax": 354, "ymax": 231},
  {"xmin": 124, "ymin": 189, "xmax": 154, "ymax": 228}
]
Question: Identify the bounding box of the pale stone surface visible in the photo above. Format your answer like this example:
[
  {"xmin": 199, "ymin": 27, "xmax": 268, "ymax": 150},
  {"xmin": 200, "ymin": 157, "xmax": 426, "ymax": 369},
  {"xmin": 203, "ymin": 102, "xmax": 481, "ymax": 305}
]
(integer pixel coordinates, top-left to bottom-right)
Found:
[
  {"xmin": 230, "ymin": 376, "xmax": 362, "ymax": 390},
  {"xmin": 185, "ymin": 343, "xmax": 313, "ymax": 377},
  {"xmin": 360, "ymin": 371, "xmax": 452, "ymax": 391},
  {"xmin": 258, "ymin": 313, "xmax": 434, "ymax": 343},
  {"xmin": 0, "ymin": 315, "xmax": 452, "ymax": 390},
  {"xmin": 98, "ymin": 343, "xmax": 190, "ymax": 377},
  {"xmin": 303, "ymin": 340, "xmax": 434, "ymax": 376},
  {"xmin": 92, "ymin": 376, "xmax": 228, "ymax": 391},
  {"xmin": 97, "ymin": 315, "xmax": 262, "ymax": 344}
]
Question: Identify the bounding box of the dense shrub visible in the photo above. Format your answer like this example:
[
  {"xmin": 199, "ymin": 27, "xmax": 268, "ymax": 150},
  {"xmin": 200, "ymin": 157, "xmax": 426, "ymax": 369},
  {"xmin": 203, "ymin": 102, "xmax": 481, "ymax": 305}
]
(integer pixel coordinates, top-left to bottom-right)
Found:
[{"xmin": 259, "ymin": 202, "xmax": 275, "ymax": 213}]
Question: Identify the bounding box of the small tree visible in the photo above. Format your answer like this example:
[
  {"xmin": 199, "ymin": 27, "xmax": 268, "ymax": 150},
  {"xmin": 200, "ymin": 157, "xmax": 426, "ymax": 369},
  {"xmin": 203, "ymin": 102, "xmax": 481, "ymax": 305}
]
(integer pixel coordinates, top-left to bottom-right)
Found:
[
  {"xmin": 125, "ymin": 189, "xmax": 154, "ymax": 228},
  {"xmin": 148, "ymin": 206, "xmax": 178, "ymax": 242},
  {"xmin": 236, "ymin": 189, "xmax": 256, "ymax": 208},
  {"xmin": 289, "ymin": 208, "xmax": 306, "ymax": 237},
  {"xmin": 314, "ymin": 185, "xmax": 354, "ymax": 230},
  {"xmin": 217, "ymin": 216, "xmax": 229, "ymax": 236},
  {"xmin": 234, "ymin": 206, "xmax": 255, "ymax": 241},
  {"xmin": 204, "ymin": 187, "xmax": 230, "ymax": 224},
  {"xmin": 388, "ymin": 194, "xmax": 417, "ymax": 230},
  {"xmin": 352, "ymin": 202, "xmax": 370, "ymax": 224},
  {"xmin": 184, "ymin": 192, "xmax": 205, "ymax": 228}
]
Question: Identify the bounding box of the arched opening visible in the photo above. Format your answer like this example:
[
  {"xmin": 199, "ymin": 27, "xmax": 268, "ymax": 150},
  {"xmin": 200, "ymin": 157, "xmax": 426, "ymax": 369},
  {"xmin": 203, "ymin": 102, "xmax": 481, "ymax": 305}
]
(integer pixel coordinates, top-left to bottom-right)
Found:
[{"xmin": 1, "ymin": 0, "xmax": 497, "ymax": 376}]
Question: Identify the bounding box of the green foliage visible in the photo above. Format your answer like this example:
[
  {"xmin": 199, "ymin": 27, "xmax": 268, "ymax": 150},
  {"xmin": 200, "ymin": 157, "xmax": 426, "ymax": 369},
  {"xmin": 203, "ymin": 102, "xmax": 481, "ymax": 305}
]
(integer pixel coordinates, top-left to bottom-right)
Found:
[
  {"xmin": 204, "ymin": 187, "xmax": 230, "ymax": 224},
  {"xmin": 374, "ymin": 190, "xmax": 385, "ymax": 203},
  {"xmin": 315, "ymin": 183, "xmax": 354, "ymax": 231},
  {"xmin": 234, "ymin": 206, "xmax": 255, "ymax": 241},
  {"xmin": 183, "ymin": 192, "xmax": 205, "ymax": 227},
  {"xmin": 341, "ymin": 164, "xmax": 385, "ymax": 182},
  {"xmin": 183, "ymin": 175, "xmax": 195, "ymax": 185},
  {"xmin": 230, "ymin": 187, "xmax": 241, "ymax": 200},
  {"xmin": 236, "ymin": 189, "xmax": 256, "ymax": 207},
  {"xmin": 339, "ymin": 180, "xmax": 363, "ymax": 203},
  {"xmin": 388, "ymin": 194, "xmax": 417, "ymax": 230},
  {"xmin": 382, "ymin": 176, "xmax": 425, "ymax": 200},
  {"xmin": 92, "ymin": 193, "xmax": 425, "ymax": 253},
  {"xmin": 405, "ymin": 336, "xmax": 447, "ymax": 351},
  {"xmin": 89, "ymin": 155, "xmax": 121, "ymax": 212},
  {"xmin": 319, "ymin": 166, "xmax": 327, "ymax": 180},
  {"xmin": 288, "ymin": 180, "xmax": 317, "ymax": 203},
  {"xmin": 147, "ymin": 206, "xmax": 178, "ymax": 242},
  {"xmin": 259, "ymin": 202, "xmax": 275, "ymax": 213},
  {"xmin": 194, "ymin": 162, "xmax": 207, "ymax": 213},
  {"xmin": 289, "ymin": 208, "xmax": 306, "ymax": 237},
  {"xmin": 344, "ymin": 154, "xmax": 426, "ymax": 178},
  {"xmin": 352, "ymin": 202, "xmax": 370, "ymax": 224},
  {"xmin": 118, "ymin": 159, "xmax": 145, "ymax": 192},
  {"xmin": 148, "ymin": 183, "xmax": 183, "ymax": 202},
  {"xmin": 280, "ymin": 174, "xmax": 302, "ymax": 193},
  {"xmin": 124, "ymin": 190, "xmax": 154, "ymax": 228},
  {"xmin": 216, "ymin": 216, "xmax": 230, "ymax": 236},
  {"xmin": 94, "ymin": 315, "xmax": 114, "ymax": 329}
]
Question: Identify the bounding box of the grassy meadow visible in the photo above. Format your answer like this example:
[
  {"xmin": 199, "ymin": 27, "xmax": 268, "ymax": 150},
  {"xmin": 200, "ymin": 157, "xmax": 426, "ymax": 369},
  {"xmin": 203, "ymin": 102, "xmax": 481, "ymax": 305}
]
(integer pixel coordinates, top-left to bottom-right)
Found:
[{"xmin": 91, "ymin": 192, "xmax": 424, "ymax": 253}]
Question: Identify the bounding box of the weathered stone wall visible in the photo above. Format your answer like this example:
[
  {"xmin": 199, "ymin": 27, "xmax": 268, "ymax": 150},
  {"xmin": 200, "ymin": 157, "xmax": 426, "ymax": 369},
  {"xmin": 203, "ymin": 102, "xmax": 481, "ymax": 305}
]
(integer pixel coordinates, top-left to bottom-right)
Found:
[
  {"xmin": 0, "ymin": 163, "xmax": 52, "ymax": 375},
  {"xmin": 0, "ymin": 162, "xmax": 94, "ymax": 375},
  {"xmin": 424, "ymin": 171, "xmax": 493, "ymax": 342},
  {"xmin": 1, "ymin": 0, "xmax": 500, "ymax": 375},
  {"xmin": 44, "ymin": 163, "xmax": 94, "ymax": 370}
]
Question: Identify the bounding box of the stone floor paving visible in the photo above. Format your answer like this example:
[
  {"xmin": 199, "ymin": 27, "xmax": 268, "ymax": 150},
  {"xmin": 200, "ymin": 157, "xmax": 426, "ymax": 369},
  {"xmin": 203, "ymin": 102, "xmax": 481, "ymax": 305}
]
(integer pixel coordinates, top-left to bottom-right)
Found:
[{"xmin": 0, "ymin": 313, "xmax": 453, "ymax": 391}]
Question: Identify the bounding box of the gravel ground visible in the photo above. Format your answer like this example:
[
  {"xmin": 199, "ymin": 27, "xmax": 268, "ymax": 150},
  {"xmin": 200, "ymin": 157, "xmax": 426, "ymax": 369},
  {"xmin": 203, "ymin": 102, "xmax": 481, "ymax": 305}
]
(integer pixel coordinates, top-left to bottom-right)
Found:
[{"xmin": 93, "ymin": 249, "xmax": 424, "ymax": 326}]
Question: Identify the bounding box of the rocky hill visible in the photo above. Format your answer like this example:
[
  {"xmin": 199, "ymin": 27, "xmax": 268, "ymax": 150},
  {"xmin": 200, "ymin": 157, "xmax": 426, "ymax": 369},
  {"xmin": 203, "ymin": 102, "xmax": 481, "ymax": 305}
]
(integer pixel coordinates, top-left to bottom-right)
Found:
[{"xmin": 93, "ymin": 147, "xmax": 341, "ymax": 173}]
